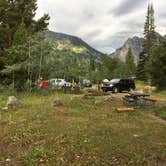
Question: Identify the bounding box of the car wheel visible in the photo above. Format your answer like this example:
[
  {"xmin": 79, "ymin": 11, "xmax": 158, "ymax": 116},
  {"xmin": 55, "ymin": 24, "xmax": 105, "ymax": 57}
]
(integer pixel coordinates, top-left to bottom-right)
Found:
[{"xmin": 113, "ymin": 87, "xmax": 119, "ymax": 93}]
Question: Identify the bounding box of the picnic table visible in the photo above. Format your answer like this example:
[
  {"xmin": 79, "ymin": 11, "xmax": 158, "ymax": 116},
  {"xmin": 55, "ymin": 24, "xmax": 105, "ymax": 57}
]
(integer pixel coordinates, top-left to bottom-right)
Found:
[{"xmin": 123, "ymin": 91, "xmax": 156, "ymax": 106}]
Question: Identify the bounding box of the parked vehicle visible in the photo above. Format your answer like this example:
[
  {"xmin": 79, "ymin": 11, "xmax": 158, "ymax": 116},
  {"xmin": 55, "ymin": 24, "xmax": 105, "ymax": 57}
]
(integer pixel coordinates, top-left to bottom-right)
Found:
[
  {"xmin": 64, "ymin": 82, "xmax": 71, "ymax": 87},
  {"xmin": 101, "ymin": 78, "xmax": 135, "ymax": 93},
  {"xmin": 82, "ymin": 79, "xmax": 92, "ymax": 87},
  {"xmin": 49, "ymin": 79, "xmax": 66, "ymax": 88}
]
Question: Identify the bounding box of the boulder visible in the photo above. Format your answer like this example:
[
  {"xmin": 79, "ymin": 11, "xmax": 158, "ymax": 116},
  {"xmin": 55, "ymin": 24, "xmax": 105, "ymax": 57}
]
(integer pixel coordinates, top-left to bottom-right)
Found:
[
  {"xmin": 52, "ymin": 98, "xmax": 62, "ymax": 107},
  {"xmin": 6, "ymin": 96, "xmax": 21, "ymax": 110},
  {"xmin": 105, "ymin": 96, "xmax": 115, "ymax": 102}
]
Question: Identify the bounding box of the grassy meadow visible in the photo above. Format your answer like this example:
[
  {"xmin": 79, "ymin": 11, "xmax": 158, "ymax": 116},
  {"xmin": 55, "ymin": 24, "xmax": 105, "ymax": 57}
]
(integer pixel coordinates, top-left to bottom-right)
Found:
[{"xmin": 0, "ymin": 87, "xmax": 166, "ymax": 165}]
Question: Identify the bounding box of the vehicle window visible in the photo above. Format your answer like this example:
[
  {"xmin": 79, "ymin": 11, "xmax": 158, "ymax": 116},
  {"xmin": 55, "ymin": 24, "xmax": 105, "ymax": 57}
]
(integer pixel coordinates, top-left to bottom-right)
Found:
[
  {"xmin": 110, "ymin": 79, "xmax": 120, "ymax": 84},
  {"xmin": 128, "ymin": 79, "xmax": 134, "ymax": 84},
  {"xmin": 120, "ymin": 79, "xmax": 125, "ymax": 83},
  {"xmin": 129, "ymin": 80, "xmax": 132, "ymax": 84},
  {"xmin": 57, "ymin": 80, "xmax": 62, "ymax": 83},
  {"xmin": 125, "ymin": 79, "xmax": 129, "ymax": 84}
]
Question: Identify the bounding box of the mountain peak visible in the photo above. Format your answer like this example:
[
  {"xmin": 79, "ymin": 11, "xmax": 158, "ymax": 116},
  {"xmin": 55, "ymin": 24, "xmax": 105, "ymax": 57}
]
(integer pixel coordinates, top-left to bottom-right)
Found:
[{"xmin": 110, "ymin": 36, "xmax": 144, "ymax": 63}]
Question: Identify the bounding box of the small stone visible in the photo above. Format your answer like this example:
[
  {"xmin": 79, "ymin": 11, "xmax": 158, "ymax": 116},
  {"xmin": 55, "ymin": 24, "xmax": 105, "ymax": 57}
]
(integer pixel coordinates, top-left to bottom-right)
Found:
[
  {"xmin": 105, "ymin": 96, "xmax": 115, "ymax": 102},
  {"xmin": 83, "ymin": 95, "xmax": 94, "ymax": 100},
  {"xmin": 6, "ymin": 158, "xmax": 11, "ymax": 162},
  {"xmin": 6, "ymin": 96, "xmax": 21, "ymax": 110},
  {"xmin": 52, "ymin": 98, "xmax": 62, "ymax": 107},
  {"xmin": 133, "ymin": 134, "xmax": 139, "ymax": 138},
  {"xmin": 40, "ymin": 159, "xmax": 44, "ymax": 162}
]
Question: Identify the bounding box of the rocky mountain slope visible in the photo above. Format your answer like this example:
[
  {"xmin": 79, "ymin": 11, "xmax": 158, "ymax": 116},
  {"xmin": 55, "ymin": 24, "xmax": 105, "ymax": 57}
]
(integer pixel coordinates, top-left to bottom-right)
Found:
[
  {"xmin": 110, "ymin": 33, "xmax": 164, "ymax": 64},
  {"xmin": 110, "ymin": 36, "xmax": 144, "ymax": 64}
]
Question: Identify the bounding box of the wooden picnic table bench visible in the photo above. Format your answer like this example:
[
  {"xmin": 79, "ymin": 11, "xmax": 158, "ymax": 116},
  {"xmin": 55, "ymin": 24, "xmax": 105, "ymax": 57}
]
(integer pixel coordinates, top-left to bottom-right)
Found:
[
  {"xmin": 141, "ymin": 97, "xmax": 157, "ymax": 105},
  {"xmin": 123, "ymin": 95, "xmax": 136, "ymax": 103},
  {"xmin": 123, "ymin": 91, "xmax": 157, "ymax": 106},
  {"xmin": 128, "ymin": 92, "xmax": 150, "ymax": 98}
]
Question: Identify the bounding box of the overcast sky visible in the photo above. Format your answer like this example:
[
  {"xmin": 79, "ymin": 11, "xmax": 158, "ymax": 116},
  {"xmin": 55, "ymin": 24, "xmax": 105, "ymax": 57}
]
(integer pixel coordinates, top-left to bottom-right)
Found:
[{"xmin": 36, "ymin": 0, "xmax": 166, "ymax": 53}]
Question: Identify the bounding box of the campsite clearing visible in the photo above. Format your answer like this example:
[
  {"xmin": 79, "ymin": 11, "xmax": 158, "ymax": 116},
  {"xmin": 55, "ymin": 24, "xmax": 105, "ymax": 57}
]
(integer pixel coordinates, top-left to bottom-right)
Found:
[{"xmin": 0, "ymin": 92, "xmax": 166, "ymax": 165}]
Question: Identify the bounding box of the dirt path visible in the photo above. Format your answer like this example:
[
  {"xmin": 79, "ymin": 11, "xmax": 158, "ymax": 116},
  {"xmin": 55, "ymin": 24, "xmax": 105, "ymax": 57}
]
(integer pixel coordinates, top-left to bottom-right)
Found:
[{"xmin": 147, "ymin": 114, "xmax": 166, "ymax": 125}]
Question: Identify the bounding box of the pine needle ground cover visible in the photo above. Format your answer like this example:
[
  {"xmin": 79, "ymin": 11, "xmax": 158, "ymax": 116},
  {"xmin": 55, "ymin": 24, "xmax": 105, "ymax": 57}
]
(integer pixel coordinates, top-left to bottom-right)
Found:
[{"xmin": 0, "ymin": 92, "xmax": 166, "ymax": 166}]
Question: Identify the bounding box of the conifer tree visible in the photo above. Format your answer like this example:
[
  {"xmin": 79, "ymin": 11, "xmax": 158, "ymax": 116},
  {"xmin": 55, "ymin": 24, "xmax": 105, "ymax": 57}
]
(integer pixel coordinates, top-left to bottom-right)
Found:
[
  {"xmin": 125, "ymin": 48, "xmax": 136, "ymax": 77},
  {"xmin": 150, "ymin": 39, "xmax": 166, "ymax": 90},
  {"xmin": 136, "ymin": 51, "xmax": 148, "ymax": 81},
  {"xmin": 137, "ymin": 2, "xmax": 156, "ymax": 81},
  {"xmin": 13, "ymin": 22, "xmax": 28, "ymax": 46},
  {"xmin": 0, "ymin": 0, "xmax": 50, "ymax": 68}
]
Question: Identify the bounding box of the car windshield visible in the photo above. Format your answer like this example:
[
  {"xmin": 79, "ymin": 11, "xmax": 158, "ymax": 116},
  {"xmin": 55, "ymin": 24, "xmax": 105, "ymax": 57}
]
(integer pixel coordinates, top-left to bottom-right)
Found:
[
  {"xmin": 86, "ymin": 80, "xmax": 90, "ymax": 83},
  {"xmin": 83, "ymin": 80, "xmax": 90, "ymax": 83},
  {"xmin": 110, "ymin": 79, "xmax": 120, "ymax": 84},
  {"xmin": 57, "ymin": 79, "xmax": 62, "ymax": 83}
]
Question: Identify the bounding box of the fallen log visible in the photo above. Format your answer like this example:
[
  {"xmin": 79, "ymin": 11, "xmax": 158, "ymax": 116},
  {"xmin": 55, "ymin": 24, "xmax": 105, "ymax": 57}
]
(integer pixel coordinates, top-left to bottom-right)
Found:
[{"xmin": 116, "ymin": 107, "xmax": 134, "ymax": 113}]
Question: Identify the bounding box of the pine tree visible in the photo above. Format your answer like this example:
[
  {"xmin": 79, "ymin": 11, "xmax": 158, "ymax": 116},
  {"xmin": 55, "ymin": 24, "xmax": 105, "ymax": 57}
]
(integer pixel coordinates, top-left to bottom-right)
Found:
[
  {"xmin": 0, "ymin": 0, "xmax": 50, "ymax": 68},
  {"xmin": 137, "ymin": 2, "xmax": 156, "ymax": 81},
  {"xmin": 125, "ymin": 48, "xmax": 136, "ymax": 77},
  {"xmin": 13, "ymin": 21, "xmax": 28, "ymax": 45},
  {"xmin": 89, "ymin": 55, "xmax": 95, "ymax": 71},
  {"xmin": 150, "ymin": 39, "xmax": 166, "ymax": 90},
  {"xmin": 136, "ymin": 51, "xmax": 148, "ymax": 81}
]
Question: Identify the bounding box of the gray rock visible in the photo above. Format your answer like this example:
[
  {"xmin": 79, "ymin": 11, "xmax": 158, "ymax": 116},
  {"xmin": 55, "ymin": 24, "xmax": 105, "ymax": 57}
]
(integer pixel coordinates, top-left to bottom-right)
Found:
[
  {"xmin": 6, "ymin": 96, "xmax": 21, "ymax": 110},
  {"xmin": 52, "ymin": 98, "xmax": 62, "ymax": 107},
  {"xmin": 105, "ymin": 96, "xmax": 115, "ymax": 102}
]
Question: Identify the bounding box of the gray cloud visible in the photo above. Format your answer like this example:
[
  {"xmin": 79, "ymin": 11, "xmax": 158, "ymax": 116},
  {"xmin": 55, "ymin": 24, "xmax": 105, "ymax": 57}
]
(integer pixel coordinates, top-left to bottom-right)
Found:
[
  {"xmin": 83, "ymin": 29, "xmax": 102, "ymax": 41},
  {"xmin": 80, "ymin": 8, "xmax": 95, "ymax": 21},
  {"xmin": 36, "ymin": 0, "xmax": 166, "ymax": 53},
  {"xmin": 111, "ymin": 0, "xmax": 146, "ymax": 16}
]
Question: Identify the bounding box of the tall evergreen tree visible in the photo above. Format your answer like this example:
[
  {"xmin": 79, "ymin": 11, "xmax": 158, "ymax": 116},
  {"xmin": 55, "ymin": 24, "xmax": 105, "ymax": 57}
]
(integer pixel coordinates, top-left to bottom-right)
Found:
[
  {"xmin": 137, "ymin": 2, "xmax": 156, "ymax": 81},
  {"xmin": 125, "ymin": 48, "xmax": 136, "ymax": 77},
  {"xmin": 13, "ymin": 21, "xmax": 28, "ymax": 46},
  {"xmin": 136, "ymin": 51, "xmax": 148, "ymax": 81},
  {"xmin": 150, "ymin": 39, "xmax": 166, "ymax": 90},
  {"xmin": 0, "ymin": 0, "xmax": 50, "ymax": 69}
]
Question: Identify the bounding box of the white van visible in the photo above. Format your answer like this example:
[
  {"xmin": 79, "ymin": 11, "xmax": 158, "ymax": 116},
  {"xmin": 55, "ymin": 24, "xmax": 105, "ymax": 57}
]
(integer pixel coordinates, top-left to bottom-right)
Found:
[{"xmin": 49, "ymin": 79, "xmax": 66, "ymax": 88}]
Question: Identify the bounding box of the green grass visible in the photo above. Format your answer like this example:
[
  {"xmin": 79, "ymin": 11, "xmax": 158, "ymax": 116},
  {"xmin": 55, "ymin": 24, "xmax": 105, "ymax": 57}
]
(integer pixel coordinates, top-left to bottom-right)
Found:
[
  {"xmin": 0, "ymin": 91, "xmax": 166, "ymax": 165},
  {"xmin": 152, "ymin": 91, "xmax": 166, "ymax": 97},
  {"xmin": 154, "ymin": 107, "xmax": 166, "ymax": 120}
]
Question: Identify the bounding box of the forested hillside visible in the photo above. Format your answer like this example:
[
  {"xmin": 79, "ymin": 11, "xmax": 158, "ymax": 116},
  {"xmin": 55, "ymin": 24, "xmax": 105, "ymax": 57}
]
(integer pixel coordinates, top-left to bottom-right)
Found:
[{"xmin": 45, "ymin": 31, "xmax": 104, "ymax": 58}]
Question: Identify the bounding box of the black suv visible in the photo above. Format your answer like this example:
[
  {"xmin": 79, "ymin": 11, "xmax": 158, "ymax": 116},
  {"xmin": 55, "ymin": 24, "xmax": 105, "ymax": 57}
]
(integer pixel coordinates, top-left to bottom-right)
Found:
[{"xmin": 101, "ymin": 78, "xmax": 135, "ymax": 93}]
